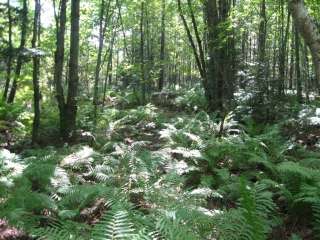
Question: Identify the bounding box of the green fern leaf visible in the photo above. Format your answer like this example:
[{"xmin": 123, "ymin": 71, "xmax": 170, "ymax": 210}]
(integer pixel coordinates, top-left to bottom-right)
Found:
[{"xmin": 92, "ymin": 210, "xmax": 135, "ymax": 240}]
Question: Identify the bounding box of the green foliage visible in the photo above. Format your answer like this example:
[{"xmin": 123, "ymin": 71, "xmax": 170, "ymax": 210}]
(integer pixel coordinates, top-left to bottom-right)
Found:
[
  {"xmin": 0, "ymin": 100, "xmax": 23, "ymax": 121},
  {"xmin": 313, "ymin": 203, "xmax": 320, "ymax": 238},
  {"xmin": 174, "ymin": 85, "xmax": 208, "ymax": 111},
  {"xmin": 92, "ymin": 209, "xmax": 135, "ymax": 240},
  {"xmin": 215, "ymin": 181, "xmax": 277, "ymax": 240},
  {"xmin": 32, "ymin": 219, "xmax": 90, "ymax": 240},
  {"xmin": 2, "ymin": 100, "xmax": 320, "ymax": 239}
]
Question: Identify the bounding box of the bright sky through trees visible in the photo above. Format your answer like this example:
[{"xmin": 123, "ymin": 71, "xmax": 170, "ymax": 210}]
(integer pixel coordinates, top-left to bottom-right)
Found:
[{"xmin": 0, "ymin": 0, "xmax": 54, "ymax": 27}]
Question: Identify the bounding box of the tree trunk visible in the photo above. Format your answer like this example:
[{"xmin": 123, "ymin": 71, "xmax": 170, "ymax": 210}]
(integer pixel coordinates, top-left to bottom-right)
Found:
[
  {"xmin": 278, "ymin": 3, "xmax": 290, "ymax": 96},
  {"xmin": 187, "ymin": 0, "xmax": 206, "ymax": 79},
  {"xmin": 204, "ymin": 0, "xmax": 234, "ymax": 112},
  {"xmin": 158, "ymin": 0, "xmax": 166, "ymax": 91},
  {"xmin": 31, "ymin": 0, "xmax": 41, "ymax": 144},
  {"xmin": 289, "ymin": 20, "xmax": 295, "ymax": 89},
  {"xmin": 3, "ymin": 0, "xmax": 13, "ymax": 101},
  {"xmin": 177, "ymin": 0, "xmax": 205, "ymax": 81},
  {"xmin": 140, "ymin": 1, "xmax": 146, "ymax": 103},
  {"xmin": 256, "ymin": 0, "xmax": 267, "ymax": 91},
  {"xmin": 103, "ymin": 34, "xmax": 116, "ymax": 104},
  {"xmin": 7, "ymin": 0, "xmax": 28, "ymax": 103},
  {"xmin": 53, "ymin": 0, "xmax": 67, "ymax": 138},
  {"xmin": 303, "ymin": 42, "xmax": 310, "ymax": 101},
  {"xmin": 289, "ymin": 0, "xmax": 320, "ymax": 94},
  {"xmin": 64, "ymin": 0, "xmax": 80, "ymax": 140},
  {"xmin": 93, "ymin": 0, "xmax": 106, "ymax": 123},
  {"xmin": 295, "ymin": 27, "xmax": 303, "ymax": 103}
]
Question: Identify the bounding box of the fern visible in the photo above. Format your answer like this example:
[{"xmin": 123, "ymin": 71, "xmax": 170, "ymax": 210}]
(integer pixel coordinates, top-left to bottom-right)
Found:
[
  {"xmin": 92, "ymin": 209, "xmax": 135, "ymax": 240},
  {"xmin": 312, "ymin": 203, "xmax": 320, "ymax": 238},
  {"xmin": 131, "ymin": 229, "xmax": 161, "ymax": 240},
  {"xmin": 277, "ymin": 161, "xmax": 318, "ymax": 179},
  {"xmin": 214, "ymin": 208, "xmax": 248, "ymax": 240},
  {"xmin": 32, "ymin": 219, "xmax": 90, "ymax": 240},
  {"xmin": 156, "ymin": 211, "xmax": 199, "ymax": 240},
  {"xmin": 295, "ymin": 183, "xmax": 320, "ymax": 205},
  {"xmin": 214, "ymin": 181, "xmax": 277, "ymax": 240}
]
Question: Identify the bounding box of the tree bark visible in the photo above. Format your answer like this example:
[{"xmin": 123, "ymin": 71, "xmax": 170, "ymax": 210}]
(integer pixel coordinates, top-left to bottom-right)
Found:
[
  {"xmin": 31, "ymin": 0, "xmax": 41, "ymax": 144},
  {"xmin": 64, "ymin": 0, "xmax": 80, "ymax": 140},
  {"xmin": 278, "ymin": 3, "xmax": 290, "ymax": 96},
  {"xmin": 204, "ymin": 0, "xmax": 234, "ymax": 112},
  {"xmin": 93, "ymin": 0, "xmax": 106, "ymax": 123},
  {"xmin": 289, "ymin": 0, "xmax": 320, "ymax": 93},
  {"xmin": 256, "ymin": 0, "xmax": 267, "ymax": 92},
  {"xmin": 187, "ymin": 0, "xmax": 206, "ymax": 77},
  {"xmin": 289, "ymin": 20, "xmax": 295, "ymax": 89},
  {"xmin": 7, "ymin": 0, "xmax": 28, "ymax": 103},
  {"xmin": 53, "ymin": 0, "xmax": 68, "ymax": 138},
  {"xmin": 140, "ymin": 1, "xmax": 146, "ymax": 103},
  {"xmin": 295, "ymin": 27, "xmax": 303, "ymax": 102},
  {"xmin": 177, "ymin": 0, "xmax": 205, "ymax": 80},
  {"xmin": 3, "ymin": 0, "xmax": 13, "ymax": 101},
  {"xmin": 158, "ymin": 0, "xmax": 166, "ymax": 91}
]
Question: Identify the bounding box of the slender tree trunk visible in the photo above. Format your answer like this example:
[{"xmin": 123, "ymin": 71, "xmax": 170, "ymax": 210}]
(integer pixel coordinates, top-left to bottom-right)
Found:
[
  {"xmin": 278, "ymin": 4, "xmax": 290, "ymax": 96},
  {"xmin": 140, "ymin": 1, "xmax": 146, "ymax": 103},
  {"xmin": 177, "ymin": 0, "xmax": 205, "ymax": 81},
  {"xmin": 93, "ymin": 0, "xmax": 106, "ymax": 123},
  {"xmin": 187, "ymin": 0, "xmax": 206, "ymax": 77},
  {"xmin": 64, "ymin": 0, "xmax": 80, "ymax": 140},
  {"xmin": 257, "ymin": 0, "xmax": 267, "ymax": 91},
  {"xmin": 53, "ymin": 0, "xmax": 67, "ymax": 138},
  {"xmin": 303, "ymin": 42, "xmax": 310, "ymax": 101},
  {"xmin": 289, "ymin": 20, "xmax": 295, "ymax": 89},
  {"xmin": 7, "ymin": 0, "xmax": 28, "ymax": 103},
  {"xmin": 3, "ymin": 0, "xmax": 13, "ymax": 101},
  {"xmin": 158, "ymin": 0, "xmax": 166, "ymax": 91},
  {"xmin": 295, "ymin": 27, "xmax": 303, "ymax": 103},
  {"xmin": 103, "ymin": 33, "xmax": 116, "ymax": 104},
  {"xmin": 290, "ymin": 0, "xmax": 320, "ymax": 94},
  {"xmin": 116, "ymin": 0, "xmax": 128, "ymax": 58},
  {"xmin": 31, "ymin": 0, "xmax": 41, "ymax": 144}
]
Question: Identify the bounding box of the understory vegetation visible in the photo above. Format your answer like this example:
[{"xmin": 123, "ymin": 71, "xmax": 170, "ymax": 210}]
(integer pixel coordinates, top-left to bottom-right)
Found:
[
  {"xmin": 1, "ymin": 89, "xmax": 320, "ymax": 240},
  {"xmin": 1, "ymin": 0, "xmax": 320, "ymax": 239}
]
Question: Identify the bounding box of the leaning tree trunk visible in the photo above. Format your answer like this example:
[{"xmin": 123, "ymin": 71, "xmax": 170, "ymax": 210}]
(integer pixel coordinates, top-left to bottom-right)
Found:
[{"xmin": 289, "ymin": 0, "xmax": 320, "ymax": 94}]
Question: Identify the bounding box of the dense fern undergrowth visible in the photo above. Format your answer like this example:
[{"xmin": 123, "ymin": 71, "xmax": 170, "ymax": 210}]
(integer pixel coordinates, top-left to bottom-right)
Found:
[{"xmin": 1, "ymin": 88, "xmax": 320, "ymax": 240}]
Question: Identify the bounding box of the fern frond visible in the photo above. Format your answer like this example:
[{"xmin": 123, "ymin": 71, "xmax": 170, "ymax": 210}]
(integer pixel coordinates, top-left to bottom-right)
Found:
[
  {"xmin": 277, "ymin": 161, "xmax": 318, "ymax": 179},
  {"xmin": 132, "ymin": 229, "xmax": 161, "ymax": 240},
  {"xmin": 32, "ymin": 219, "xmax": 90, "ymax": 240},
  {"xmin": 214, "ymin": 209, "xmax": 247, "ymax": 240},
  {"xmin": 214, "ymin": 181, "xmax": 277, "ymax": 240},
  {"xmin": 312, "ymin": 203, "xmax": 320, "ymax": 238},
  {"xmin": 92, "ymin": 209, "xmax": 135, "ymax": 240}
]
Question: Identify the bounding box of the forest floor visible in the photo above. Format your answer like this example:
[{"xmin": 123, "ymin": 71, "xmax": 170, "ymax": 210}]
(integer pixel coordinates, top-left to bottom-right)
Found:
[{"xmin": 1, "ymin": 96, "xmax": 320, "ymax": 239}]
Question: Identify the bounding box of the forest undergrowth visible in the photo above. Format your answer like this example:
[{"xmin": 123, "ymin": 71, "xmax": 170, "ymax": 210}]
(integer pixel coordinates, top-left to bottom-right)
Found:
[{"xmin": 1, "ymin": 90, "xmax": 320, "ymax": 240}]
